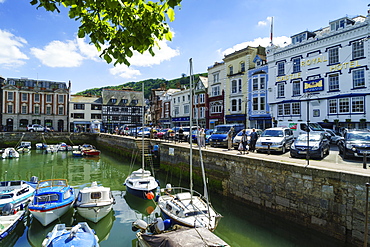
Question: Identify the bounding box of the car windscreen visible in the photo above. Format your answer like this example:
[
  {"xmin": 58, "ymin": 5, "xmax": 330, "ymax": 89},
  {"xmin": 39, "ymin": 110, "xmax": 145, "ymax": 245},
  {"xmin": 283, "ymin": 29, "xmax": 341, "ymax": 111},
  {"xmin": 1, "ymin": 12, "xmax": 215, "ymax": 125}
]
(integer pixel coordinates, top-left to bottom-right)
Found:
[
  {"xmin": 261, "ymin": 130, "xmax": 283, "ymax": 137},
  {"xmin": 205, "ymin": 129, "xmax": 214, "ymax": 135},
  {"xmin": 297, "ymin": 134, "xmax": 321, "ymax": 141},
  {"xmin": 236, "ymin": 130, "xmax": 252, "ymax": 136},
  {"xmin": 309, "ymin": 123, "xmax": 324, "ymax": 131},
  {"xmin": 214, "ymin": 127, "xmax": 231, "ymax": 134},
  {"xmin": 347, "ymin": 132, "xmax": 370, "ymax": 141}
]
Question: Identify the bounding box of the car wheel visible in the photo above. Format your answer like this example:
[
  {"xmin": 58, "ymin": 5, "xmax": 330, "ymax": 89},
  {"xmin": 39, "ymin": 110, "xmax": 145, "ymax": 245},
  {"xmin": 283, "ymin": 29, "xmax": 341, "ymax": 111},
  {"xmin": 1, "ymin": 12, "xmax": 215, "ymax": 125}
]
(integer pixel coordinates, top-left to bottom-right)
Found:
[
  {"xmin": 290, "ymin": 152, "xmax": 296, "ymax": 158},
  {"xmin": 319, "ymin": 150, "xmax": 324, "ymax": 159},
  {"xmin": 326, "ymin": 148, "xmax": 330, "ymax": 155},
  {"xmin": 281, "ymin": 145, "xmax": 286, "ymax": 154},
  {"xmin": 30, "ymin": 129, "xmax": 34, "ymax": 132}
]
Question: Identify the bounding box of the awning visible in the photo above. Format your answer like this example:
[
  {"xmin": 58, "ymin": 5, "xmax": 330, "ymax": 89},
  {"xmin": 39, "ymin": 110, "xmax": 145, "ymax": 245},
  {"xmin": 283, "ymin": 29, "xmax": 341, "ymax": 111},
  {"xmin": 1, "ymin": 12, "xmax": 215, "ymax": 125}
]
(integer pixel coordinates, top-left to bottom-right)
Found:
[{"xmin": 73, "ymin": 121, "xmax": 91, "ymax": 124}]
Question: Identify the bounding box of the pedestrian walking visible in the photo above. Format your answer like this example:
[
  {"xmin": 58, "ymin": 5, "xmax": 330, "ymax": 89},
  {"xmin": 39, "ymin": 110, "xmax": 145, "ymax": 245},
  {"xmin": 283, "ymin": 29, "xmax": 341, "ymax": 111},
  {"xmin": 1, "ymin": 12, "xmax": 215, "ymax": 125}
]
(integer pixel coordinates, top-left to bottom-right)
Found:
[
  {"xmin": 240, "ymin": 129, "xmax": 249, "ymax": 154},
  {"xmin": 178, "ymin": 127, "xmax": 184, "ymax": 142},
  {"xmin": 249, "ymin": 128, "xmax": 258, "ymax": 152},
  {"xmin": 227, "ymin": 127, "xmax": 234, "ymax": 150}
]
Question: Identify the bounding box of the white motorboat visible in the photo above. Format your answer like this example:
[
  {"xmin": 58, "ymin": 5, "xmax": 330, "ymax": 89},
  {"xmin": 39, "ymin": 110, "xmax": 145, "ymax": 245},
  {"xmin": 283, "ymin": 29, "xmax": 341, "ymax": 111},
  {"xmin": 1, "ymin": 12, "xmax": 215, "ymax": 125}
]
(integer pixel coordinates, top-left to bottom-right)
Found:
[
  {"xmin": 2, "ymin": 148, "xmax": 19, "ymax": 159},
  {"xmin": 36, "ymin": 143, "xmax": 48, "ymax": 149},
  {"xmin": 16, "ymin": 141, "xmax": 31, "ymax": 153},
  {"xmin": 0, "ymin": 203, "xmax": 26, "ymax": 241},
  {"xmin": 28, "ymin": 179, "xmax": 75, "ymax": 226},
  {"xmin": 0, "ymin": 178, "xmax": 37, "ymax": 210},
  {"xmin": 74, "ymin": 181, "xmax": 115, "ymax": 223},
  {"xmin": 42, "ymin": 222, "xmax": 99, "ymax": 247}
]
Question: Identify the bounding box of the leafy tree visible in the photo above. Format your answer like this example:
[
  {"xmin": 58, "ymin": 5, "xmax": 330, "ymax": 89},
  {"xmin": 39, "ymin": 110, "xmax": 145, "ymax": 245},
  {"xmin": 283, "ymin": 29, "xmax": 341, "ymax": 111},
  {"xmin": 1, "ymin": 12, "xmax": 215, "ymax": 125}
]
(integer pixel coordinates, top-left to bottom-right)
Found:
[{"xmin": 30, "ymin": 0, "xmax": 182, "ymax": 66}]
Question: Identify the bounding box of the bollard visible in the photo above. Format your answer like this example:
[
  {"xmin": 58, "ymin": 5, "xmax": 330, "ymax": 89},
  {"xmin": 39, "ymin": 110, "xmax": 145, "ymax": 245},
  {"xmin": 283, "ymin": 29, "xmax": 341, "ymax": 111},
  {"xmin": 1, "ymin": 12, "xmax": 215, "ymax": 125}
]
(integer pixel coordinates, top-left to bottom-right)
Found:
[
  {"xmin": 267, "ymin": 144, "xmax": 271, "ymax": 155},
  {"xmin": 364, "ymin": 153, "xmax": 367, "ymax": 169},
  {"xmin": 364, "ymin": 183, "xmax": 370, "ymax": 247}
]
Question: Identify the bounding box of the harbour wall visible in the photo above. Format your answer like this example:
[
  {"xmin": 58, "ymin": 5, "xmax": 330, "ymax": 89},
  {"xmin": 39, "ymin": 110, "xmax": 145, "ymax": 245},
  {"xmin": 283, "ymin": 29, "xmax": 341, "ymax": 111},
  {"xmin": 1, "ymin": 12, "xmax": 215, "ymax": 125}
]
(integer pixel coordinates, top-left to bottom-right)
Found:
[{"xmin": 1, "ymin": 132, "xmax": 368, "ymax": 246}]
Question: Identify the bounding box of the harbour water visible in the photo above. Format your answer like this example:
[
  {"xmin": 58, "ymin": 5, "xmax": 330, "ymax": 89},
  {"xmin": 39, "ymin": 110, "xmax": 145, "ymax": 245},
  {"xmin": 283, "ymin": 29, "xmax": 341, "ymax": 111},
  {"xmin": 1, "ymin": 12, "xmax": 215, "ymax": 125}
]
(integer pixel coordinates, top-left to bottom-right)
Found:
[{"xmin": 0, "ymin": 148, "xmax": 346, "ymax": 247}]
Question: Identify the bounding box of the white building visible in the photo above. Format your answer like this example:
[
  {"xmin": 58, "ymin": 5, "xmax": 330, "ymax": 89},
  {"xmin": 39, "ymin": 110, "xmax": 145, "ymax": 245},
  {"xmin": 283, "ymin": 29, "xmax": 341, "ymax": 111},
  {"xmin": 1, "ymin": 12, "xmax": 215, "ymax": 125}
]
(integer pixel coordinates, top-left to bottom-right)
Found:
[
  {"xmin": 267, "ymin": 11, "xmax": 370, "ymax": 130},
  {"xmin": 171, "ymin": 87, "xmax": 191, "ymax": 127},
  {"xmin": 69, "ymin": 95, "xmax": 102, "ymax": 133}
]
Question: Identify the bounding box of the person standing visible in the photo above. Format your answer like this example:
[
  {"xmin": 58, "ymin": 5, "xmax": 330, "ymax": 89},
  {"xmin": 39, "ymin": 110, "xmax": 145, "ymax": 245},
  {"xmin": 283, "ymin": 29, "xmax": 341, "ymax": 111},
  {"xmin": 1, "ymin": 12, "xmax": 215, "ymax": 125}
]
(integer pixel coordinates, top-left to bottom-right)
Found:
[
  {"xmin": 249, "ymin": 128, "xmax": 258, "ymax": 152},
  {"xmin": 178, "ymin": 127, "xmax": 184, "ymax": 142},
  {"xmin": 199, "ymin": 128, "xmax": 206, "ymax": 148},
  {"xmin": 227, "ymin": 127, "xmax": 234, "ymax": 150},
  {"xmin": 240, "ymin": 129, "xmax": 249, "ymax": 154}
]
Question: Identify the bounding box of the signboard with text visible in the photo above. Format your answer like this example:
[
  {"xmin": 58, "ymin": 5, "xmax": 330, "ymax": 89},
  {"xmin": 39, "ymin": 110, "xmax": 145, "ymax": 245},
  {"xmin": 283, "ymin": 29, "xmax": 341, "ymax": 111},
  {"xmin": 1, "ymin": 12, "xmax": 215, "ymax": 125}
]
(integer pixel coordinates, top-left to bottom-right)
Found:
[{"xmin": 303, "ymin": 78, "xmax": 324, "ymax": 93}]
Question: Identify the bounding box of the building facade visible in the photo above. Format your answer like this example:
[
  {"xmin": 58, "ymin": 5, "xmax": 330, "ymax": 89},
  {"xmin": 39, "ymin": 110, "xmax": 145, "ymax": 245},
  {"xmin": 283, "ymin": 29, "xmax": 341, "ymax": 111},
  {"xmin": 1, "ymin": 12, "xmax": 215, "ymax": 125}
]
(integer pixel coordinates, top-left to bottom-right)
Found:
[
  {"xmin": 2, "ymin": 78, "xmax": 69, "ymax": 132},
  {"xmin": 69, "ymin": 95, "xmax": 102, "ymax": 133},
  {"xmin": 171, "ymin": 87, "xmax": 191, "ymax": 127},
  {"xmin": 267, "ymin": 13, "xmax": 370, "ymax": 130},
  {"xmin": 193, "ymin": 76, "xmax": 208, "ymax": 128}
]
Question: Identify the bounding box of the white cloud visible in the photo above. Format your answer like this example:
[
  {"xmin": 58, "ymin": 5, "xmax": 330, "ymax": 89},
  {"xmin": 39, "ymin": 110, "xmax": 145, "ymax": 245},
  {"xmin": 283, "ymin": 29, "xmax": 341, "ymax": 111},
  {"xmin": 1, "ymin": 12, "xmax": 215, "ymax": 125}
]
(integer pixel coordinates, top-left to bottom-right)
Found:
[
  {"xmin": 222, "ymin": 36, "xmax": 291, "ymax": 56},
  {"xmin": 30, "ymin": 40, "xmax": 85, "ymax": 67},
  {"xmin": 0, "ymin": 30, "xmax": 29, "ymax": 68},
  {"xmin": 109, "ymin": 65, "xmax": 141, "ymax": 79},
  {"xmin": 257, "ymin": 16, "xmax": 273, "ymax": 27},
  {"xmin": 76, "ymin": 38, "xmax": 104, "ymax": 62}
]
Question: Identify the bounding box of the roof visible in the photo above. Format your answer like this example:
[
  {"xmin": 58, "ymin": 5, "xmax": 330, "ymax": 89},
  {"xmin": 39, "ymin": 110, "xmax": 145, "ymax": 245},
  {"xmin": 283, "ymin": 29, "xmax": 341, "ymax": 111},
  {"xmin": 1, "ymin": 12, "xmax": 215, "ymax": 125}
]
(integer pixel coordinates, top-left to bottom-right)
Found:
[{"xmin": 70, "ymin": 95, "xmax": 102, "ymax": 104}]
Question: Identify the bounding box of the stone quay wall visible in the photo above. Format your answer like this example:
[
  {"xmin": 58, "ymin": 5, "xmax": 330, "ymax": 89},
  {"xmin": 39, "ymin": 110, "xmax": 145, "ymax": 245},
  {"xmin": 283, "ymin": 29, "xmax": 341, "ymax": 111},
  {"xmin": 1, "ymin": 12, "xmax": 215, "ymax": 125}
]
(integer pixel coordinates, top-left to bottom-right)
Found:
[{"xmin": 1, "ymin": 133, "xmax": 367, "ymax": 246}]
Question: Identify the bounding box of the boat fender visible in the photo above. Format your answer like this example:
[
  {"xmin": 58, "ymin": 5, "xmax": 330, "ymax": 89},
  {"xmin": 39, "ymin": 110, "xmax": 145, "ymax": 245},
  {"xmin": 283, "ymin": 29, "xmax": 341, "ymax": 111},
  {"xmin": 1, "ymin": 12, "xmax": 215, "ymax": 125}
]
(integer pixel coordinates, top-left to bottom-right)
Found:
[
  {"xmin": 132, "ymin": 219, "xmax": 148, "ymax": 232},
  {"xmin": 154, "ymin": 218, "xmax": 165, "ymax": 233},
  {"xmin": 165, "ymin": 184, "xmax": 172, "ymax": 192},
  {"xmin": 163, "ymin": 219, "xmax": 172, "ymax": 230},
  {"xmin": 146, "ymin": 192, "xmax": 155, "ymax": 200}
]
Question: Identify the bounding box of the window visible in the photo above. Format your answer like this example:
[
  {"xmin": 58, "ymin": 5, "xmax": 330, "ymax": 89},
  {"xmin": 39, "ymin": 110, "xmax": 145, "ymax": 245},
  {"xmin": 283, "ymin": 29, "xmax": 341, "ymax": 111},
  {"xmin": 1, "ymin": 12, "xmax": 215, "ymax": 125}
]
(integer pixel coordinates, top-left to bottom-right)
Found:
[
  {"xmin": 292, "ymin": 102, "xmax": 300, "ymax": 114},
  {"xmin": 19, "ymin": 119, "xmax": 28, "ymax": 128},
  {"xmin": 200, "ymin": 107, "xmax": 205, "ymax": 118},
  {"xmin": 292, "ymin": 58, "xmax": 301, "ymax": 73},
  {"xmin": 240, "ymin": 62, "xmax": 245, "ymax": 72},
  {"xmin": 212, "ymin": 85, "xmax": 220, "ymax": 96},
  {"xmin": 278, "ymin": 105, "xmax": 283, "ymax": 116},
  {"xmin": 277, "ymin": 83, "xmax": 285, "ymax": 98},
  {"xmin": 21, "ymin": 105, "xmax": 27, "ymax": 114},
  {"xmin": 58, "ymin": 106, "xmax": 64, "ymax": 115},
  {"xmin": 7, "ymin": 104, "xmax": 13, "ymax": 114},
  {"xmin": 74, "ymin": 104, "xmax": 85, "ymax": 110},
  {"xmin": 184, "ymin": 104, "xmax": 189, "ymax": 114},
  {"xmin": 352, "ymin": 40, "xmax": 364, "ymax": 60},
  {"xmin": 353, "ymin": 68, "xmax": 365, "ymax": 88},
  {"xmin": 91, "ymin": 114, "xmax": 101, "ymax": 119},
  {"xmin": 173, "ymin": 98, "xmax": 176, "ymax": 103},
  {"xmin": 277, "ymin": 62, "xmax": 285, "ymax": 76},
  {"xmin": 231, "ymin": 80, "xmax": 237, "ymax": 94},
  {"xmin": 253, "ymin": 98, "xmax": 258, "ymax": 110},
  {"xmin": 238, "ymin": 99, "xmax": 242, "ymax": 111},
  {"xmin": 7, "ymin": 92, "xmax": 13, "ymax": 101},
  {"xmin": 46, "ymin": 106, "xmax": 52, "ymax": 115},
  {"xmin": 182, "ymin": 96, "xmax": 185, "ymax": 102},
  {"xmin": 73, "ymin": 113, "xmax": 84, "ymax": 119},
  {"xmin": 213, "ymin": 73, "xmax": 219, "ymax": 83},
  {"xmin": 231, "ymin": 99, "xmax": 237, "ymax": 112},
  {"xmin": 111, "ymin": 98, "xmax": 117, "ymax": 104},
  {"xmin": 253, "ymin": 78, "xmax": 258, "ymax": 91},
  {"xmin": 22, "ymin": 93, "xmax": 28, "ymax": 101},
  {"xmin": 339, "ymin": 98, "xmax": 349, "ymax": 113},
  {"xmin": 58, "ymin": 95, "xmax": 64, "ymax": 103},
  {"xmin": 238, "ymin": 79, "xmax": 242, "ymax": 93},
  {"xmin": 328, "ymin": 47, "xmax": 339, "ymax": 65},
  {"xmin": 260, "ymin": 77, "xmax": 265, "ymax": 89},
  {"xmin": 292, "ymin": 81, "xmax": 300, "ymax": 96},
  {"xmin": 34, "ymin": 105, "xmax": 40, "ymax": 114},
  {"xmin": 34, "ymin": 94, "xmax": 40, "ymax": 102},
  {"xmin": 46, "ymin": 94, "xmax": 52, "ymax": 103},
  {"xmin": 284, "ymin": 103, "xmax": 291, "ymax": 115},
  {"xmin": 352, "ymin": 97, "xmax": 364, "ymax": 112},
  {"xmin": 328, "ymin": 73, "xmax": 339, "ymax": 91},
  {"xmin": 210, "ymin": 102, "xmax": 222, "ymax": 114},
  {"xmin": 329, "ymin": 99, "xmax": 337, "ymax": 114},
  {"xmin": 330, "ymin": 19, "xmax": 345, "ymax": 31},
  {"xmin": 260, "ymin": 97, "xmax": 265, "ymax": 111},
  {"xmin": 199, "ymin": 94, "xmax": 205, "ymax": 103},
  {"xmin": 229, "ymin": 66, "xmax": 233, "ymax": 75}
]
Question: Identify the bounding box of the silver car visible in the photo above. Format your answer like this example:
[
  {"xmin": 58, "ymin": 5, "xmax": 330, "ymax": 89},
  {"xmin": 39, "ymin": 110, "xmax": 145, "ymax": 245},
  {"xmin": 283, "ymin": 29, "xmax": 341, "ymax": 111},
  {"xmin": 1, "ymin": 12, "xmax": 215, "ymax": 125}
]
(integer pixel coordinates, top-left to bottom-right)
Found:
[
  {"xmin": 255, "ymin": 127, "xmax": 295, "ymax": 153},
  {"xmin": 232, "ymin": 129, "xmax": 262, "ymax": 149}
]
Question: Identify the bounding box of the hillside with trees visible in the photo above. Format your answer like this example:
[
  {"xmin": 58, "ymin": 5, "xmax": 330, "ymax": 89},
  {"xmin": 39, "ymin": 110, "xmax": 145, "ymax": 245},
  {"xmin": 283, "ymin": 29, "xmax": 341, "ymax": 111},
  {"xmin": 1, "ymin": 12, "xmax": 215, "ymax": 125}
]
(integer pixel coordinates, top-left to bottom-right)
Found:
[{"xmin": 75, "ymin": 73, "xmax": 208, "ymax": 98}]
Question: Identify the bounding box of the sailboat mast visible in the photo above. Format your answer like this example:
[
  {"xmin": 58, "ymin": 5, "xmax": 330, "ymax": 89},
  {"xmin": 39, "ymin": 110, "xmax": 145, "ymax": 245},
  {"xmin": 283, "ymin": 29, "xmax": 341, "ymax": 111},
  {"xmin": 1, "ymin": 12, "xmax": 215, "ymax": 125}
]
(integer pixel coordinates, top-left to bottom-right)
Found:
[
  {"xmin": 189, "ymin": 58, "xmax": 193, "ymax": 197},
  {"xmin": 142, "ymin": 82, "xmax": 145, "ymax": 171}
]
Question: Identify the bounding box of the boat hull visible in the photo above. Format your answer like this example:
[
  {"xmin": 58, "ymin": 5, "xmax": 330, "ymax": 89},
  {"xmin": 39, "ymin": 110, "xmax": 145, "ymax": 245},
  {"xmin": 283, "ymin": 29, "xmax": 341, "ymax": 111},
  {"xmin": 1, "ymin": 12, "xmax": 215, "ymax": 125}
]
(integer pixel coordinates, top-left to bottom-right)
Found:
[
  {"xmin": 29, "ymin": 202, "xmax": 74, "ymax": 226},
  {"xmin": 0, "ymin": 210, "xmax": 25, "ymax": 240},
  {"xmin": 125, "ymin": 184, "xmax": 157, "ymax": 200},
  {"xmin": 76, "ymin": 203, "xmax": 113, "ymax": 223}
]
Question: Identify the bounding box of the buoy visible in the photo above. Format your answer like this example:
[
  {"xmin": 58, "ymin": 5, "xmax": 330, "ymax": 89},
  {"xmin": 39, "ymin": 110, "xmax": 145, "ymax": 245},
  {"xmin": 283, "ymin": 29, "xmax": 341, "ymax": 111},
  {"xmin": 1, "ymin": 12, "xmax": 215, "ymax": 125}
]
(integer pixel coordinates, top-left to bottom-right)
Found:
[
  {"xmin": 146, "ymin": 206, "xmax": 155, "ymax": 215},
  {"xmin": 146, "ymin": 192, "xmax": 155, "ymax": 200}
]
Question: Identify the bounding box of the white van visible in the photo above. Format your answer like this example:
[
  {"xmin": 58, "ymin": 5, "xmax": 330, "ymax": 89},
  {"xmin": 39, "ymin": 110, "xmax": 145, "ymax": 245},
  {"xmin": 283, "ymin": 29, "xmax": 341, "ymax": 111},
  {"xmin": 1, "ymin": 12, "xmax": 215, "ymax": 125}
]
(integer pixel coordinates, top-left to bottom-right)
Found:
[{"xmin": 277, "ymin": 121, "xmax": 325, "ymax": 138}]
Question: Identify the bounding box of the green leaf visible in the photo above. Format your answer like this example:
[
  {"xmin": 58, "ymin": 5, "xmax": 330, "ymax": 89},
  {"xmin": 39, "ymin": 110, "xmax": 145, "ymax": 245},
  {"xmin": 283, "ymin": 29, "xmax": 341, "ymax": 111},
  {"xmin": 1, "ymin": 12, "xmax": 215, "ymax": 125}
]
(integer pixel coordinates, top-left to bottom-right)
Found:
[{"xmin": 166, "ymin": 7, "xmax": 175, "ymax": 22}]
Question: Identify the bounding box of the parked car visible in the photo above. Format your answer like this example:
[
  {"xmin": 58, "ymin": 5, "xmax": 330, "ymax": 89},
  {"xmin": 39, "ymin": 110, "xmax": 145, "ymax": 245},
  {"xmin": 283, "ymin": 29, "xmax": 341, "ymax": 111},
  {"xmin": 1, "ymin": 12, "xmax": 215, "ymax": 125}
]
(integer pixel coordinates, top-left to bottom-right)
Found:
[
  {"xmin": 290, "ymin": 132, "xmax": 330, "ymax": 159},
  {"xmin": 255, "ymin": 127, "xmax": 294, "ymax": 153},
  {"xmin": 337, "ymin": 130, "xmax": 370, "ymax": 159},
  {"xmin": 232, "ymin": 129, "xmax": 262, "ymax": 150},
  {"xmin": 137, "ymin": 127, "xmax": 151, "ymax": 138},
  {"xmin": 209, "ymin": 124, "xmax": 245, "ymax": 147},
  {"xmin": 188, "ymin": 129, "xmax": 214, "ymax": 144},
  {"xmin": 26, "ymin": 124, "xmax": 48, "ymax": 132},
  {"xmin": 156, "ymin": 129, "xmax": 169, "ymax": 139},
  {"xmin": 174, "ymin": 126, "xmax": 198, "ymax": 141},
  {"xmin": 323, "ymin": 128, "xmax": 344, "ymax": 144}
]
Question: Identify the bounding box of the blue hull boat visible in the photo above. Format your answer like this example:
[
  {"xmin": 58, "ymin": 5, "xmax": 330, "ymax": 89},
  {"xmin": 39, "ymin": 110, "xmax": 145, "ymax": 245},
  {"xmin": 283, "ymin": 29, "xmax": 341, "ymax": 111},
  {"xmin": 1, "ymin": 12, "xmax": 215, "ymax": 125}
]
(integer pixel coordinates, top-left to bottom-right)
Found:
[{"xmin": 42, "ymin": 222, "xmax": 99, "ymax": 247}]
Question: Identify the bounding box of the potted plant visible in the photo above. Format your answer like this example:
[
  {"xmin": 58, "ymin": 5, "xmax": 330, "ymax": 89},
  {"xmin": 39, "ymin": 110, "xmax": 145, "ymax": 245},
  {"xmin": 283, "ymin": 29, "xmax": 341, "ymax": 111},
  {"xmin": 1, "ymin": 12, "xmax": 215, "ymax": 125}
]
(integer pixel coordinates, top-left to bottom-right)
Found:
[
  {"xmin": 345, "ymin": 119, "xmax": 351, "ymax": 122},
  {"xmin": 323, "ymin": 119, "xmax": 329, "ymax": 123},
  {"xmin": 334, "ymin": 119, "xmax": 339, "ymax": 124},
  {"xmin": 360, "ymin": 118, "xmax": 366, "ymax": 123}
]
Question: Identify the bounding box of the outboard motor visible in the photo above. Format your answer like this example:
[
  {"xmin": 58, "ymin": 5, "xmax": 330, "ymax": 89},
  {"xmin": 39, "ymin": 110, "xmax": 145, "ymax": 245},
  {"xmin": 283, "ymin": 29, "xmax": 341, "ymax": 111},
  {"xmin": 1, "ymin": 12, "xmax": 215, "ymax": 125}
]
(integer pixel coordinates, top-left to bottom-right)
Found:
[
  {"xmin": 2, "ymin": 203, "xmax": 14, "ymax": 216},
  {"xmin": 132, "ymin": 219, "xmax": 148, "ymax": 232},
  {"xmin": 148, "ymin": 218, "xmax": 165, "ymax": 234},
  {"xmin": 30, "ymin": 176, "xmax": 38, "ymax": 184}
]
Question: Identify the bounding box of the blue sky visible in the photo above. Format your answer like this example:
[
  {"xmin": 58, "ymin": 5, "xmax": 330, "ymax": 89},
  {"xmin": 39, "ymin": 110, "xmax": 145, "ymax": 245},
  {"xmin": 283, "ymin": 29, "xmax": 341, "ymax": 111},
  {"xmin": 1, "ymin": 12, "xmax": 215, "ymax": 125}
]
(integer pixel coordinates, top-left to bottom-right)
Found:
[{"xmin": 0, "ymin": 0, "xmax": 369, "ymax": 93}]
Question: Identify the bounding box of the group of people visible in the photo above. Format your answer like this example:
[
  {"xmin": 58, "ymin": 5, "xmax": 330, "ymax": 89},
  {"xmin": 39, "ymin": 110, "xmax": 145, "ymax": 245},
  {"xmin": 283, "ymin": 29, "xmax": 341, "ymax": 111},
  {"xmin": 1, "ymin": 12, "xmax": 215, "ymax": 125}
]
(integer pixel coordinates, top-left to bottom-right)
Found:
[{"xmin": 227, "ymin": 127, "xmax": 258, "ymax": 155}]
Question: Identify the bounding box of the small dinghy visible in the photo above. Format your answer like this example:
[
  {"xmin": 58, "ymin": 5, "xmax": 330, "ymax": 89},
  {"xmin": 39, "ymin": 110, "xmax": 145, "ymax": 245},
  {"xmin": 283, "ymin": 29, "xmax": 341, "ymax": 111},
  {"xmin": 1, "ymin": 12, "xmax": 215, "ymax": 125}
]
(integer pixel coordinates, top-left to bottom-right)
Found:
[
  {"xmin": 42, "ymin": 222, "xmax": 99, "ymax": 247},
  {"xmin": 0, "ymin": 203, "xmax": 26, "ymax": 241}
]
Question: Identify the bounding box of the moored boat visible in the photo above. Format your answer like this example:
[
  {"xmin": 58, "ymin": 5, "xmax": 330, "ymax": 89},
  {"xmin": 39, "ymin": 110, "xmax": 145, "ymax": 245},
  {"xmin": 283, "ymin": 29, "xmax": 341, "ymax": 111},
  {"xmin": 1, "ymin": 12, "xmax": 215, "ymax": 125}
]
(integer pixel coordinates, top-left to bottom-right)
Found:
[
  {"xmin": 0, "ymin": 178, "xmax": 37, "ymax": 210},
  {"xmin": 0, "ymin": 203, "xmax": 26, "ymax": 241},
  {"xmin": 2, "ymin": 148, "xmax": 19, "ymax": 159},
  {"xmin": 74, "ymin": 182, "xmax": 115, "ymax": 223},
  {"xmin": 125, "ymin": 168, "xmax": 158, "ymax": 200},
  {"xmin": 80, "ymin": 144, "xmax": 101, "ymax": 156},
  {"xmin": 41, "ymin": 222, "xmax": 99, "ymax": 247},
  {"xmin": 57, "ymin": 143, "xmax": 72, "ymax": 152},
  {"xmin": 36, "ymin": 143, "xmax": 48, "ymax": 149},
  {"xmin": 28, "ymin": 179, "xmax": 75, "ymax": 226}
]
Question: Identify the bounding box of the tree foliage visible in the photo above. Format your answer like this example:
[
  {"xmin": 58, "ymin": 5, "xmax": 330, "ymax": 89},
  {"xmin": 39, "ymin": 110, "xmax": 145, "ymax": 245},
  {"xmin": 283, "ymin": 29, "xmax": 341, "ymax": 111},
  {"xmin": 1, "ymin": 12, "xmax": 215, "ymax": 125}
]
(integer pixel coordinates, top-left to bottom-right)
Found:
[{"xmin": 30, "ymin": 0, "xmax": 182, "ymax": 66}]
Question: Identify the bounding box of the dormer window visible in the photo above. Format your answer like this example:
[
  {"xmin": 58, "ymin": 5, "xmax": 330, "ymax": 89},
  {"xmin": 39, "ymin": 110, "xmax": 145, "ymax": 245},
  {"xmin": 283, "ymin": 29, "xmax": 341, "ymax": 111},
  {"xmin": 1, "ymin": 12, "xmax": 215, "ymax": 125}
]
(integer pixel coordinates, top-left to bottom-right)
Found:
[
  {"xmin": 256, "ymin": 60, "xmax": 261, "ymax": 66},
  {"xmin": 120, "ymin": 99, "xmax": 128, "ymax": 105},
  {"xmin": 240, "ymin": 62, "xmax": 245, "ymax": 72},
  {"xmin": 229, "ymin": 66, "xmax": 233, "ymax": 75},
  {"xmin": 330, "ymin": 17, "xmax": 355, "ymax": 31},
  {"xmin": 291, "ymin": 31, "xmax": 316, "ymax": 45},
  {"xmin": 110, "ymin": 97, "xmax": 117, "ymax": 104}
]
